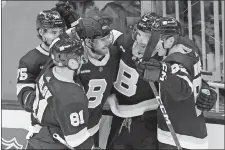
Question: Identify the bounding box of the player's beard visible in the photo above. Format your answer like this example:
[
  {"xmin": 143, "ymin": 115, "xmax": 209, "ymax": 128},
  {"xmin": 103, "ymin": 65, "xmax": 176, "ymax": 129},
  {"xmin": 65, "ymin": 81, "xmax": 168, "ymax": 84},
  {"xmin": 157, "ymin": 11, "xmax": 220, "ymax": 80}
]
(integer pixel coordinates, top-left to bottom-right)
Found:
[
  {"xmin": 91, "ymin": 33, "xmax": 113, "ymax": 56},
  {"xmin": 132, "ymin": 40, "xmax": 145, "ymax": 60},
  {"xmin": 92, "ymin": 46, "xmax": 109, "ymax": 56},
  {"xmin": 85, "ymin": 42, "xmax": 110, "ymax": 60},
  {"xmin": 43, "ymin": 36, "xmax": 53, "ymax": 48}
]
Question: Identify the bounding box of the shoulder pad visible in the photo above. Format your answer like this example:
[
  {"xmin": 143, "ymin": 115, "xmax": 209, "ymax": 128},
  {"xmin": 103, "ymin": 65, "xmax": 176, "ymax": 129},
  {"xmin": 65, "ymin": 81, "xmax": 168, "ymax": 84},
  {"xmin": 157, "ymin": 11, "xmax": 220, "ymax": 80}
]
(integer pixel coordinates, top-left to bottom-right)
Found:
[
  {"xmin": 176, "ymin": 36, "xmax": 201, "ymax": 57},
  {"xmin": 21, "ymin": 47, "xmax": 47, "ymax": 61},
  {"xmin": 19, "ymin": 49, "xmax": 42, "ymax": 67},
  {"xmin": 164, "ymin": 52, "xmax": 198, "ymax": 75}
]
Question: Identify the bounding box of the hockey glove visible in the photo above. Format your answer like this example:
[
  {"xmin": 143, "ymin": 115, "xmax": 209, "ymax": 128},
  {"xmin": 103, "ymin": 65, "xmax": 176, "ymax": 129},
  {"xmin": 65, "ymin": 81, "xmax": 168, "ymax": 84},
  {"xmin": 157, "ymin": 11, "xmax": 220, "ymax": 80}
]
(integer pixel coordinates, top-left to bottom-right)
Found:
[
  {"xmin": 23, "ymin": 90, "xmax": 36, "ymax": 112},
  {"xmin": 55, "ymin": 1, "xmax": 80, "ymax": 28},
  {"xmin": 196, "ymin": 80, "xmax": 217, "ymax": 111},
  {"xmin": 136, "ymin": 59, "xmax": 171, "ymax": 82}
]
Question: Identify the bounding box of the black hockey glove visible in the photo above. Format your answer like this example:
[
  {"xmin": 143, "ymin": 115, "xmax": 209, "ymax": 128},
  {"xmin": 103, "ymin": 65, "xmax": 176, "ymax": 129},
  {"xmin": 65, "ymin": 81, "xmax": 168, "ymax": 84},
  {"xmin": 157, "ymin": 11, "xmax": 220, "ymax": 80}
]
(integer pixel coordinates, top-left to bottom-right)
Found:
[
  {"xmin": 196, "ymin": 80, "xmax": 217, "ymax": 111},
  {"xmin": 136, "ymin": 59, "xmax": 171, "ymax": 82},
  {"xmin": 23, "ymin": 90, "xmax": 36, "ymax": 112},
  {"xmin": 55, "ymin": 1, "xmax": 80, "ymax": 28}
]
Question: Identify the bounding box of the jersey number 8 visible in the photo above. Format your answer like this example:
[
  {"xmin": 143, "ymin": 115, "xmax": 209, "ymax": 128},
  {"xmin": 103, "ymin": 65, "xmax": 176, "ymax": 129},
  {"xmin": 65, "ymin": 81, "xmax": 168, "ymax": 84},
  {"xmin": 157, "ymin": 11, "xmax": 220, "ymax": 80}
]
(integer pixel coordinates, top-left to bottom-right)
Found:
[{"xmin": 86, "ymin": 79, "xmax": 107, "ymax": 108}]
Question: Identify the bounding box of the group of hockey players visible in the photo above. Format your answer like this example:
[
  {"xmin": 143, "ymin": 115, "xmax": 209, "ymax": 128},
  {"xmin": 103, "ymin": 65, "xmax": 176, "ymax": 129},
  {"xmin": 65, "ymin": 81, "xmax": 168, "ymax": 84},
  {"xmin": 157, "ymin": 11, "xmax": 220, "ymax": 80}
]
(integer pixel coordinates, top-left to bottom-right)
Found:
[{"xmin": 16, "ymin": 1, "xmax": 218, "ymax": 149}]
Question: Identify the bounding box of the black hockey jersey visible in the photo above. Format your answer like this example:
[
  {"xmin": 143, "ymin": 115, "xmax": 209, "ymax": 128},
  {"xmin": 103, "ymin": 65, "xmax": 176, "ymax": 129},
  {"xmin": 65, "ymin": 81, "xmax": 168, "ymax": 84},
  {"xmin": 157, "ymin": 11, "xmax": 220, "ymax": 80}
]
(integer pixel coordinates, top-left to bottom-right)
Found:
[
  {"xmin": 157, "ymin": 36, "xmax": 208, "ymax": 149},
  {"xmin": 78, "ymin": 44, "xmax": 120, "ymax": 136},
  {"xmin": 31, "ymin": 66, "xmax": 93, "ymax": 149},
  {"xmin": 17, "ymin": 45, "xmax": 49, "ymax": 111},
  {"xmin": 109, "ymin": 31, "xmax": 158, "ymax": 118}
]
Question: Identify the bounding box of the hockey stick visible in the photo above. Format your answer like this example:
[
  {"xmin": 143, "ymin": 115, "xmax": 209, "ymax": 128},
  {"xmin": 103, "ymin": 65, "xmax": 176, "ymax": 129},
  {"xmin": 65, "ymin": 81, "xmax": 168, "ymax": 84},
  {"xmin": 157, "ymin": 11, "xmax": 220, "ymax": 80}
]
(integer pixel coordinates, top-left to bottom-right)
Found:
[
  {"xmin": 142, "ymin": 31, "xmax": 182, "ymax": 150},
  {"xmin": 53, "ymin": 133, "xmax": 74, "ymax": 150}
]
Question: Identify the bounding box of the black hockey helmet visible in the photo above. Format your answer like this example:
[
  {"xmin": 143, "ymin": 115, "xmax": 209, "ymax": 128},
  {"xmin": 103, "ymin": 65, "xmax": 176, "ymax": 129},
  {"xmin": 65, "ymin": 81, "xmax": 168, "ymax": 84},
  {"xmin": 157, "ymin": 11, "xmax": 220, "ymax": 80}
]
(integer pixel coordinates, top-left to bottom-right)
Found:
[
  {"xmin": 152, "ymin": 17, "xmax": 182, "ymax": 36},
  {"xmin": 136, "ymin": 12, "xmax": 162, "ymax": 33},
  {"xmin": 77, "ymin": 8, "xmax": 113, "ymax": 39},
  {"xmin": 36, "ymin": 10, "xmax": 66, "ymax": 30},
  {"xmin": 132, "ymin": 12, "xmax": 162, "ymax": 41},
  {"xmin": 50, "ymin": 33, "xmax": 87, "ymax": 69}
]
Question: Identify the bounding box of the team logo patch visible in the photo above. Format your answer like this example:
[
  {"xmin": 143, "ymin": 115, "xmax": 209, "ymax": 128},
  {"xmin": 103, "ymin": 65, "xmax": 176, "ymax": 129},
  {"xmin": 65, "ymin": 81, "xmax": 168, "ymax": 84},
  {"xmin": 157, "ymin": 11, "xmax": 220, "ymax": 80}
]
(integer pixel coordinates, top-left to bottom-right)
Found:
[
  {"xmin": 2, "ymin": 127, "xmax": 29, "ymax": 150},
  {"xmin": 1, "ymin": 137, "xmax": 24, "ymax": 149}
]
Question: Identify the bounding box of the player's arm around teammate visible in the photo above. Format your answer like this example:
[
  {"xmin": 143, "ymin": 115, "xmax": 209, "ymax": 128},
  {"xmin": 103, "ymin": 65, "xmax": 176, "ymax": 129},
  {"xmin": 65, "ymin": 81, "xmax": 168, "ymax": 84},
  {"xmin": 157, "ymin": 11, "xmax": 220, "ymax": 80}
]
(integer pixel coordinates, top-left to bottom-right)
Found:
[{"xmin": 136, "ymin": 17, "xmax": 210, "ymax": 149}]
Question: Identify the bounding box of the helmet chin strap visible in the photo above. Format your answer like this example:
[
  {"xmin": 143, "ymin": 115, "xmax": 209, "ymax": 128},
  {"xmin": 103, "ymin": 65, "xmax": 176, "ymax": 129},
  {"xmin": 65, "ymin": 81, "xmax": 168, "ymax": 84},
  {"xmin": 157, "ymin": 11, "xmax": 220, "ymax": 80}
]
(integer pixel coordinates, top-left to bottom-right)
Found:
[
  {"xmin": 66, "ymin": 58, "xmax": 80, "ymax": 75},
  {"xmin": 160, "ymin": 41, "xmax": 171, "ymax": 56},
  {"xmin": 162, "ymin": 34, "xmax": 180, "ymax": 51}
]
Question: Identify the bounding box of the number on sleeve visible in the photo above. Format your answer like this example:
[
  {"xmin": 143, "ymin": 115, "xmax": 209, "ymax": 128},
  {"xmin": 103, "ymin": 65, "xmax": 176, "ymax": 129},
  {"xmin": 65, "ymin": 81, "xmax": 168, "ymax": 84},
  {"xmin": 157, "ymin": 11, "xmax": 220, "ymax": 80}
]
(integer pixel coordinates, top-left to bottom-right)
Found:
[
  {"xmin": 86, "ymin": 79, "xmax": 107, "ymax": 108},
  {"xmin": 17, "ymin": 68, "xmax": 28, "ymax": 80},
  {"xmin": 114, "ymin": 60, "xmax": 139, "ymax": 97},
  {"xmin": 32, "ymin": 88, "xmax": 49, "ymax": 123},
  {"xmin": 70, "ymin": 110, "xmax": 85, "ymax": 126},
  {"xmin": 193, "ymin": 60, "xmax": 202, "ymax": 99},
  {"xmin": 32, "ymin": 75, "xmax": 52, "ymax": 123}
]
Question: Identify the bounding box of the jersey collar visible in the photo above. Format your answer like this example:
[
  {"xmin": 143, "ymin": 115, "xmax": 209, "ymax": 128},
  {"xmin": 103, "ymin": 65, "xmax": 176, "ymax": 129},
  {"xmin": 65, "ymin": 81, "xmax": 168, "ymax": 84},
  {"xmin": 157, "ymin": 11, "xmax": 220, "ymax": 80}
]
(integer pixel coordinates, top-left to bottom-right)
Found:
[
  {"xmin": 52, "ymin": 66, "xmax": 75, "ymax": 84},
  {"xmin": 36, "ymin": 45, "xmax": 49, "ymax": 56},
  {"xmin": 88, "ymin": 52, "xmax": 110, "ymax": 66}
]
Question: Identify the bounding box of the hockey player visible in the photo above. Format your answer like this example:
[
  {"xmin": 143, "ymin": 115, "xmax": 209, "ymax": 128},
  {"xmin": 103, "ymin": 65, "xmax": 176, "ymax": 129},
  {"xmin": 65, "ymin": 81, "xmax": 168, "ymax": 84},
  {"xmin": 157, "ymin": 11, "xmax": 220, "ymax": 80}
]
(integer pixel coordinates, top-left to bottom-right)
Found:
[
  {"xmin": 76, "ymin": 9, "xmax": 121, "ymax": 142},
  {"xmin": 135, "ymin": 17, "xmax": 209, "ymax": 149},
  {"xmin": 106, "ymin": 13, "xmax": 161, "ymax": 149},
  {"xmin": 106, "ymin": 13, "xmax": 217, "ymax": 149},
  {"xmin": 42, "ymin": 6, "xmax": 121, "ymax": 148},
  {"xmin": 27, "ymin": 35, "xmax": 94, "ymax": 149},
  {"xmin": 76, "ymin": 11, "xmax": 122, "ymax": 149},
  {"xmin": 16, "ymin": 10, "xmax": 66, "ymax": 113}
]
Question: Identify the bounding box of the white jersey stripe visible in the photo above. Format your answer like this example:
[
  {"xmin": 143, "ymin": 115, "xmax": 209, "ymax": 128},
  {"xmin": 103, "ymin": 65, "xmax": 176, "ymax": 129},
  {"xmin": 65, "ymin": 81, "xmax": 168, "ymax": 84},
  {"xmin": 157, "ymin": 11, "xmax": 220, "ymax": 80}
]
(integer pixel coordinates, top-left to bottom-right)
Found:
[
  {"xmin": 64, "ymin": 127, "xmax": 90, "ymax": 148},
  {"xmin": 158, "ymin": 128, "xmax": 208, "ymax": 149},
  {"xmin": 16, "ymin": 83, "xmax": 35, "ymax": 95},
  {"xmin": 88, "ymin": 119, "xmax": 101, "ymax": 136},
  {"xmin": 107, "ymin": 94, "xmax": 158, "ymax": 118}
]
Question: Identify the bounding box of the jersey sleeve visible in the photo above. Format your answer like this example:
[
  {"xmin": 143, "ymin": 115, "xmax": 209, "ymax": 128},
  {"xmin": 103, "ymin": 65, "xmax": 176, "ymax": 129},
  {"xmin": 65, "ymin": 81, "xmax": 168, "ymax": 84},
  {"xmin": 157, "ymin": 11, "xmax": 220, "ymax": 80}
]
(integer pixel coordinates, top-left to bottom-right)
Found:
[
  {"xmin": 16, "ymin": 53, "xmax": 40, "ymax": 111},
  {"xmin": 54, "ymin": 90, "xmax": 93, "ymax": 149},
  {"xmin": 161, "ymin": 44, "xmax": 202, "ymax": 101},
  {"xmin": 160, "ymin": 62, "xmax": 194, "ymax": 101}
]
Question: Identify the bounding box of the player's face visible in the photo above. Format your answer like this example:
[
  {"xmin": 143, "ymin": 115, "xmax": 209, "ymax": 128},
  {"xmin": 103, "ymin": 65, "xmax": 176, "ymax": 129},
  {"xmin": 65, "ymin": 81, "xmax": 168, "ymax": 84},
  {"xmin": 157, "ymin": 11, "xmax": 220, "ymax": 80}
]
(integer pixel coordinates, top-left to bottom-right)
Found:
[
  {"xmin": 152, "ymin": 36, "xmax": 175, "ymax": 57},
  {"xmin": 132, "ymin": 29, "xmax": 151, "ymax": 59},
  {"xmin": 92, "ymin": 31, "xmax": 114, "ymax": 55},
  {"xmin": 162, "ymin": 36, "xmax": 175, "ymax": 49},
  {"xmin": 153, "ymin": 40, "xmax": 167, "ymax": 56},
  {"xmin": 42, "ymin": 28, "xmax": 64, "ymax": 46},
  {"xmin": 136, "ymin": 29, "xmax": 152, "ymax": 48}
]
